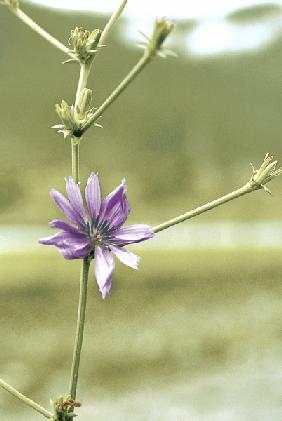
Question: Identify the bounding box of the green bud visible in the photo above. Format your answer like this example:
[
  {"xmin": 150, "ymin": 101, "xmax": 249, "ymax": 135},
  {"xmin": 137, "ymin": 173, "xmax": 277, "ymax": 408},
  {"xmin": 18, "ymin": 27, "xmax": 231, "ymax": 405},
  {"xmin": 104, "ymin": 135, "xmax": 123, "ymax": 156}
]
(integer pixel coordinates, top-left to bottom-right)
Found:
[
  {"xmin": 75, "ymin": 88, "xmax": 93, "ymax": 118},
  {"xmin": 150, "ymin": 19, "xmax": 174, "ymax": 51},
  {"xmin": 69, "ymin": 27, "xmax": 102, "ymax": 64},
  {"xmin": 138, "ymin": 19, "xmax": 175, "ymax": 58},
  {"xmin": 53, "ymin": 91, "xmax": 96, "ymax": 139},
  {"xmin": 5, "ymin": 0, "xmax": 19, "ymax": 9},
  {"xmin": 55, "ymin": 100, "xmax": 75, "ymax": 130},
  {"xmin": 250, "ymin": 153, "xmax": 282, "ymax": 192}
]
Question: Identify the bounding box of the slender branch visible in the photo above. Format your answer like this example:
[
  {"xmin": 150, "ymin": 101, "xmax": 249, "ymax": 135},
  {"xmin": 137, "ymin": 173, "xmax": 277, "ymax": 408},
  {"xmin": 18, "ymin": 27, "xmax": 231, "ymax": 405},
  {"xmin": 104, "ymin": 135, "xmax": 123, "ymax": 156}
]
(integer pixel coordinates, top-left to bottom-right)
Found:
[
  {"xmin": 152, "ymin": 154, "xmax": 282, "ymax": 233},
  {"xmin": 69, "ymin": 257, "xmax": 90, "ymax": 400},
  {"xmin": 7, "ymin": 5, "xmax": 75, "ymax": 59},
  {"xmin": 153, "ymin": 183, "xmax": 255, "ymax": 234},
  {"xmin": 99, "ymin": 0, "xmax": 128, "ymax": 47},
  {"xmin": 71, "ymin": 139, "xmax": 80, "ymax": 184},
  {"xmin": 0, "ymin": 378, "xmax": 52, "ymax": 419},
  {"xmin": 79, "ymin": 50, "xmax": 152, "ymax": 135}
]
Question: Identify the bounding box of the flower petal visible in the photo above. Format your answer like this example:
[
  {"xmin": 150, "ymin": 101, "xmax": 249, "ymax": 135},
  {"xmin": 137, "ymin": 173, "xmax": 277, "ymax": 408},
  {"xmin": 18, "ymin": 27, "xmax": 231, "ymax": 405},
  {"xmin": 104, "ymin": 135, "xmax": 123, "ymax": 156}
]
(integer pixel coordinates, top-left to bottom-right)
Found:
[
  {"xmin": 112, "ymin": 224, "xmax": 154, "ymax": 245},
  {"xmin": 65, "ymin": 177, "xmax": 88, "ymax": 225},
  {"xmin": 107, "ymin": 193, "xmax": 130, "ymax": 230},
  {"xmin": 50, "ymin": 188, "xmax": 84, "ymax": 227},
  {"xmin": 99, "ymin": 180, "xmax": 130, "ymax": 230},
  {"xmin": 39, "ymin": 231, "xmax": 91, "ymax": 259},
  {"xmin": 57, "ymin": 243, "xmax": 91, "ymax": 259},
  {"xmin": 85, "ymin": 173, "xmax": 101, "ymax": 221},
  {"xmin": 94, "ymin": 246, "xmax": 115, "ymax": 298},
  {"xmin": 49, "ymin": 219, "xmax": 82, "ymax": 235},
  {"xmin": 110, "ymin": 245, "xmax": 140, "ymax": 269}
]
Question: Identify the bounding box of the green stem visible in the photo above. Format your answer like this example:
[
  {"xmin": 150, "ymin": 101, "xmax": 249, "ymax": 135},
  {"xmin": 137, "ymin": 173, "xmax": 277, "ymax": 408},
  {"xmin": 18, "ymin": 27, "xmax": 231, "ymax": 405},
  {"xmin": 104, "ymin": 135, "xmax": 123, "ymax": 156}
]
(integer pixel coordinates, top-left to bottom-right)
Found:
[
  {"xmin": 80, "ymin": 50, "xmax": 152, "ymax": 135},
  {"xmin": 71, "ymin": 139, "xmax": 80, "ymax": 184},
  {"xmin": 153, "ymin": 182, "xmax": 256, "ymax": 233},
  {"xmin": 0, "ymin": 378, "xmax": 53, "ymax": 419},
  {"xmin": 8, "ymin": 6, "xmax": 75, "ymax": 59},
  {"xmin": 75, "ymin": 63, "xmax": 91, "ymax": 107},
  {"xmin": 69, "ymin": 257, "xmax": 90, "ymax": 400},
  {"xmin": 71, "ymin": 62, "xmax": 92, "ymax": 181},
  {"xmin": 68, "ymin": 54, "xmax": 93, "ymax": 405},
  {"xmin": 98, "ymin": 0, "xmax": 128, "ymax": 47}
]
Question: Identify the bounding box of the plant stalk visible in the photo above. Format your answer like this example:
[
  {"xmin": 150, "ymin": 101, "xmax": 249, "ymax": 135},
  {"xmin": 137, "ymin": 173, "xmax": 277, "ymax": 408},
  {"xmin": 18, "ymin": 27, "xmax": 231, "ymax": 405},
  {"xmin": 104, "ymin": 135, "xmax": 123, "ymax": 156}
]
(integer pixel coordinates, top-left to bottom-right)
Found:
[
  {"xmin": 98, "ymin": 0, "xmax": 128, "ymax": 47},
  {"xmin": 71, "ymin": 139, "xmax": 80, "ymax": 185},
  {"xmin": 153, "ymin": 182, "xmax": 256, "ymax": 233},
  {"xmin": 8, "ymin": 6, "xmax": 75, "ymax": 59},
  {"xmin": 0, "ymin": 378, "xmax": 53, "ymax": 419},
  {"xmin": 75, "ymin": 63, "xmax": 91, "ymax": 107}
]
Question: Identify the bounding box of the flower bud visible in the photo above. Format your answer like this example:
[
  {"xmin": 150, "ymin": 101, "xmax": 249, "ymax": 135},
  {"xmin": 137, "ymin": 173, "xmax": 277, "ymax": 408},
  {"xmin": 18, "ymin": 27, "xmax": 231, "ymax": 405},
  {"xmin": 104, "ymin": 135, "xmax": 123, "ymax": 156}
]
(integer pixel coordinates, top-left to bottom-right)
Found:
[
  {"xmin": 5, "ymin": 0, "xmax": 18, "ymax": 9},
  {"xmin": 249, "ymin": 153, "xmax": 282, "ymax": 192},
  {"xmin": 55, "ymin": 100, "xmax": 75, "ymax": 130},
  {"xmin": 53, "ymin": 90, "xmax": 96, "ymax": 139},
  {"xmin": 75, "ymin": 88, "xmax": 93, "ymax": 118},
  {"xmin": 138, "ymin": 19, "xmax": 175, "ymax": 58},
  {"xmin": 150, "ymin": 19, "xmax": 174, "ymax": 52},
  {"xmin": 69, "ymin": 27, "xmax": 101, "ymax": 64}
]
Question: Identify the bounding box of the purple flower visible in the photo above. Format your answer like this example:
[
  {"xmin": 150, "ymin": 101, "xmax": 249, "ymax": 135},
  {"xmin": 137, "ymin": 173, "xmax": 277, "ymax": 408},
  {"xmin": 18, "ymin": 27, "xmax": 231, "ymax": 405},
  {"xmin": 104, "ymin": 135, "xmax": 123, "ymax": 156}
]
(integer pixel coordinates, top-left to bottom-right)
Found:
[{"xmin": 39, "ymin": 174, "xmax": 154, "ymax": 298}]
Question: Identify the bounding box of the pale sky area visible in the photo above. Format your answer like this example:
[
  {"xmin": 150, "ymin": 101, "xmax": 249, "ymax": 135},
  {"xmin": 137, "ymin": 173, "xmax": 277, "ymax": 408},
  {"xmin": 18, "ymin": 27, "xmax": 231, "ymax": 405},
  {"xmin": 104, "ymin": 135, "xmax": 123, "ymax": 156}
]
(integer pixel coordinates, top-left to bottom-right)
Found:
[{"xmin": 27, "ymin": 0, "xmax": 282, "ymax": 55}]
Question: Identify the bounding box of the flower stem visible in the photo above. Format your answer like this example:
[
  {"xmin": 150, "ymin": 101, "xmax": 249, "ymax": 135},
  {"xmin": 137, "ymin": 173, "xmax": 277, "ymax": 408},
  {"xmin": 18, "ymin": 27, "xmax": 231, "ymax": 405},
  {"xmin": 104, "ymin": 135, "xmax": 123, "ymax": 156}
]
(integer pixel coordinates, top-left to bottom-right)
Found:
[
  {"xmin": 79, "ymin": 50, "xmax": 152, "ymax": 135},
  {"xmin": 0, "ymin": 378, "xmax": 53, "ymax": 419},
  {"xmin": 98, "ymin": 0, "xmax": 128, "ymax": 47},
  {"xmin": 71, "ymin": 139, "xmax": 80, "ymax": 184},
  {"xmin": 153, "ymin": 182, "xmax": 256, "ymax": 233},
  {"xmin": 152, "ymin": 155, "xmax": 282, "ymax": 233},
  {"xmin": 7, "ymin": 5, "xmax": 75, "ymax": 59},
  {"xmin": 69, "ymin": 257, "xmax": 90, "ymax": 400}
]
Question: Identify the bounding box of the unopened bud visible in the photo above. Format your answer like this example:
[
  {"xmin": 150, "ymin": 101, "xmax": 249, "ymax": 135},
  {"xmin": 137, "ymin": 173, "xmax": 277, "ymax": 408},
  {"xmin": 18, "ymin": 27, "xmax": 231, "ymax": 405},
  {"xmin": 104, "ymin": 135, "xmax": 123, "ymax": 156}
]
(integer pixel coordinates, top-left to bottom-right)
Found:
[
  {"xmin": 76, "ymin": 88, "xmax": 93, "ymax": 118},
  {"xmin": 55, "ymin": 101, "xmax": 74, "ymax": 130},
  {"xmin": 69, "ymin": 27, "xmax": 101, "ymax": 64},
  {"xmin": 249, "ymin": 153, "xmax": 282, "ymax": 192},
  {"xmin": 5, "ymin": 0, "xmax": 19, "ymax": 9},
  {"xmin": 150, "ymin": 19, "xmax": 174, "ymax": 52},
  {"xmin": 138, "ymin": 19, "xmax": 175, "ymax": 58},
  {"xmin": 53, "ymin": 92, "xmax": 96, "ymax": 139}
]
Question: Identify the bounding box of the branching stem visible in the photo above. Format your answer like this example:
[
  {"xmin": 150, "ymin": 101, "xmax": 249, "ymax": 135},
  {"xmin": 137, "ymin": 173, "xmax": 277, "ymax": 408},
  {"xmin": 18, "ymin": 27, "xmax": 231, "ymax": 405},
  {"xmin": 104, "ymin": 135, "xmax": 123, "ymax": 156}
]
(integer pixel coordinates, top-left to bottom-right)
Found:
[{"xmin": 79, "ymin": 50, "xmax": 152, "ymax": 135}]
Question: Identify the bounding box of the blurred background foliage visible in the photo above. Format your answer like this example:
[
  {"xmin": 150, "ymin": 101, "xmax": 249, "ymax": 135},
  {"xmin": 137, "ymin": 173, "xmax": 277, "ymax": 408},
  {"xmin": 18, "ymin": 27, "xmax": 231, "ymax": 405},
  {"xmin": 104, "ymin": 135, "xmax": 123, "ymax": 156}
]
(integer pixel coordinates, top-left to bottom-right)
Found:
[{"xmin": 1, "ymin": 3, "xmax": 282, "ymax": 224}]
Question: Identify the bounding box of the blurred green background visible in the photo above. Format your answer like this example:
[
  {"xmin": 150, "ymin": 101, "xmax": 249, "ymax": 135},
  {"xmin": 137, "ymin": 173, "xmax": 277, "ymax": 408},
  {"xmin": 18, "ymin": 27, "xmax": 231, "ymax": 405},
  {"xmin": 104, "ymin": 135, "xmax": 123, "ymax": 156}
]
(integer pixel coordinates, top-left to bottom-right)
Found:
[{"xmin": 1, "ymin": 2, "xmax": 282, "ymax": 420}]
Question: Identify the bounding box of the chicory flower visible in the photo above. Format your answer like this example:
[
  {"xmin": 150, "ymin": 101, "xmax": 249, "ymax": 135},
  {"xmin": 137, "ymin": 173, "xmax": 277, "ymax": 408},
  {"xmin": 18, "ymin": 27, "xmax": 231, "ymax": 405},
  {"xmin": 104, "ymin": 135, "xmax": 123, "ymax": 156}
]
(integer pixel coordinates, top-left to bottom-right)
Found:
[{"xmin": 39, "ymin": 174, "xmax": 154, "ymax": 298}]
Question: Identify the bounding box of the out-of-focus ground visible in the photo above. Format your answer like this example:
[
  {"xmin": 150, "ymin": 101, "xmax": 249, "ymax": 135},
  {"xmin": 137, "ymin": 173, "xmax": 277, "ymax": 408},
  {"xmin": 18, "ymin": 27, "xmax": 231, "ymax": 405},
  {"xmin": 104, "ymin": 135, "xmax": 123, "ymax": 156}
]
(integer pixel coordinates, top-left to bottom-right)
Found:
[{"xmin": 0, "ymin": 249, "xmax": 281, "ymax": 421}]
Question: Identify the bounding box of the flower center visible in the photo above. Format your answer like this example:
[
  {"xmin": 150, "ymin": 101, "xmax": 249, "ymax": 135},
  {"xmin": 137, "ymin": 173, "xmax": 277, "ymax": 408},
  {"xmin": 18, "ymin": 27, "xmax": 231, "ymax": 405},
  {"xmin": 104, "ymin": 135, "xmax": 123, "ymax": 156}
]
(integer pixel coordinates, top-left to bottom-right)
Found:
[{"xmin": 90, "ymin": 228, "xmax": 103, "ymax": 247}]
